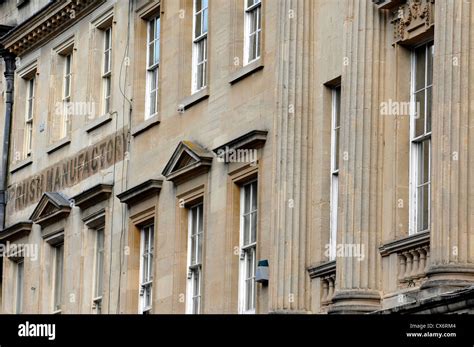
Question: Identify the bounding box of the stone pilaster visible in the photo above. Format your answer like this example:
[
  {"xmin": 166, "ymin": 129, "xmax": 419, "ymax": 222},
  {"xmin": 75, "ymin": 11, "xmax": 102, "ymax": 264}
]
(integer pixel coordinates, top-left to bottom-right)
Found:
[
  {"xmin": 328, "ymin": 0, "xmax": 386, "ymax": 314},
  {"xmin": 269, "ymin": 0, "xmax": 313, "ymax": 313},
  {"xmin": 422, "ymin": 0, "xmax": 474, "ymax": 293}
]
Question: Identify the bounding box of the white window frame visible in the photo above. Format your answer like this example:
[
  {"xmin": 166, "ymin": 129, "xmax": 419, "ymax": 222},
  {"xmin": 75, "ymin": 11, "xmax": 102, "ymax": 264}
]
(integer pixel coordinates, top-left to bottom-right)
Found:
[
  {"xmin": 24, "ymin": 76, "xmax": 35, "ymax": 158},
  {"xmin": 145, "ymin": 15, "xmax": 160, "ymax": 120},
  {"xmin": 329, "ymin": 86, "xmax": 341, "ymax": 260},
  {"xmin": 243, "ymin": 0, "xmax": 262, "ymax": 66},
  {"xmin": 92, "ymin": 227, "xmax": 105, "ymax": 314},
  {"xmin": 61, "ymin": 53, "xmax": 72, "ymax": 139},
  {"xmin": 238, "ymin": 180, "xmax": 258, "ymax": 314},
  {"xmin": 139, "ymin": 224, "xmax": 154, "ymax": 314},
  {"xmin": 186, "ymin": 203, "xmax": 204, "ymax": 314},
  {"xmin": 15, "ymin": 259, "xmax": 24, "ymax": 314},
  {"xmin": 53, "ymin": 243, "xmax": 64, "ymax": 313},
  {"xmin": 102, "ymin": 27, "xmax": 112, "ymax": 115},
  {"xmin": 192, "ymin": 0, "xmax": 208, "ymax": 93},
  {"xmin": 409, "ymin": 42, "xmax": 433, "ymax": 235}
]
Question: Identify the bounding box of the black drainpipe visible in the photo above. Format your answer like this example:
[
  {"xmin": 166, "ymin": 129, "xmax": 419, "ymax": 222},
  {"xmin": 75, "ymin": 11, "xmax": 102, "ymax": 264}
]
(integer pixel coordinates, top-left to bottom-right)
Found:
[{"xmin": 0, "ymin": 48, "xmax": 16, "ymax": 230}]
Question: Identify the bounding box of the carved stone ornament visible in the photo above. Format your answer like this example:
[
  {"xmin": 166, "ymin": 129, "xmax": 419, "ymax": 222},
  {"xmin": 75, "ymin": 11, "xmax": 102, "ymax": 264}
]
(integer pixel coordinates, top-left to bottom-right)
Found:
[{"xmin": 391, "ymin": 0, "xmax": 435, "ymax": 45}]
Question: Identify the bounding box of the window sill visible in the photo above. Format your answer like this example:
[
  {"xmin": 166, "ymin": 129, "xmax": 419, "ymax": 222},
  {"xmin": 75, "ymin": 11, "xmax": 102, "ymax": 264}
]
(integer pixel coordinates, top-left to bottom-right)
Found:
[
  {"xmin": 47, "ymin": 136, "xmax": 71, "ymax": 155},
  {"xmin": 131, "ymin": 114, "xmax": 160, "ymax": 137},
  {"xmin": 229, "ymin": 59, "xmax": 264, "ymax": 85},
  {"xmin": 178, "ymin": 87, "xmax": 209, "ymax": 112},
  {"xmin": 10, "ymin": 157, "xmax": 33, "ymax": 174},
  {"xmin": 85, "ymin": 113, "xmax": 113, "ymax": 133}
]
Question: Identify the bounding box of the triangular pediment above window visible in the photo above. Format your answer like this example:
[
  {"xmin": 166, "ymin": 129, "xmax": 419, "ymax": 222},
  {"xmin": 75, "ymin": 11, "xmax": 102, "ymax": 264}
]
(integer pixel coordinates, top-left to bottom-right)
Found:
[
  {"xmin": 162, "ymin": 141, "xmax": 213, "ymax": 185},
  {"xmin": 30, "ymin": 192, "xmax": 71, "ymax": 228}
]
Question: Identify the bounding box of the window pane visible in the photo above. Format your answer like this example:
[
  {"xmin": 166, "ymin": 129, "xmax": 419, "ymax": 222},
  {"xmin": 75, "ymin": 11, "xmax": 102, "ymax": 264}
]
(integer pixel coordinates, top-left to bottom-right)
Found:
[
  {"xmin": 256, "ymin": 29, "xmax": 261, "ymax": 59},
  {"xmin": 195, "ymin": 12, "xmax": 202, "ymax": 38},
  {"xmin": 250, "ymin": 212, "xmax": 257, "ymax": 244},
  {"xmin": 244, "ymin": 184, "xmax": 251, "ymax": 213},
  {"xmin": 198, "ymin": 40, "xmax": 205, "ymax": 62},
  {"xmin": 334, "ymin": 128, "xmax": 340, "ymax": 171},
  {"xmin": 64, "ymin": 75, "xmax": 70, "ymax": 98},
  {"xmin": 198, "ymin": 205, "xmax": 203, "ymax": 232},
  {"xmin": 335, "ymin": 88, "xmax": 341, "ymax": 127},
  {"xmin": 243, "ymin": 215, "xmax": 250, "ymax": 245},
  {"xmin": 417, "ymin": 184, "xmax": 430, "ymax": 232},
  {"xmin": 27, "ymin": 99, "xmax": 33, "ymax": 119},
  {"xmin": 104, "ymin": 50, "xmax": 110, "ymax": 73},
  {"xmin": 422, "ymin": 184, "xmax": 430, "ymax": 231},
  {"xmin": 195, "ymin": 0, "xmax": 202, "ymax": 12},
  {"xmin": 155, "ymin": 18, "xmax": 160, "ymax": 41},
  {"xmin": 203, "ymin": 8, "xmax": 208, "ymax": 34},
  {"xmin": 249, "ymin": 33, "xmax": 257, "ymax": 61},
  {"xmin": 148, "ymin": 21, "xmax": 155, "ymax": 45},
  {"xmin": 251, "ymin": 183, "xmax": 257, "ymax": 210},
  {"xmin": 191, "ymin": 234, "xmax": 196, "ymax": 265},
  {"xmin": 250, "ymin": 9, "xmax": 258, "ymax": 32},
  {"xmin": 149, "ymin": 229, "xmax": 154, "ymax": 280},
  {"xmin": 415, "ymin": 90, "xmax": 425, "ymax": 137},
  {"xmin": 197, "ymin": 64, "xmax": 204, "ymax": 90},
  {"xmin": 16, "ymin": 261, "xmax": 24, "ymax": 313},
  {"xmin": 422, "ymin": 140, "xmax": 430, "ymax": 184},
  {"xmin": 54, "ymin": 245, "xmax": 64, "ymax": 311},
  {"xmin": 145, "ymin": 285, "xmax": 151, "ymax": 308},
  {"xmin": 154, "ymin": 39, "xmax": 160, "ymax": 65},
  {"xmin": 415, "ymin": 46, "xmax": 426, "ymax": 91},
  {"xmin": 148, "ymin": 42, "xmax": 155, "ymax": 67},
  {"xmin": 150, "ymin": 90, "xmax": 157, "ymax": 115},
  {"xmin": 96, "ymin": 230, "xmax": 104, "ymax": 297},
  {"xmin": 427, "ymin": 44, "xmax": 434, "ymax": 86},
  {"xmin": 426, "ymin": 87, "xmax": 432, "ymax": 133}
]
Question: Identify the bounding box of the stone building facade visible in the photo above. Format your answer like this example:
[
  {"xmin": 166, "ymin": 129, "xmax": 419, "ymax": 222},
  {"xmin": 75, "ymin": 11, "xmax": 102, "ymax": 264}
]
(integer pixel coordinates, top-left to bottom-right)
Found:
[{"xmin": 0, "ymin": 0, "xmax": 473, "ymax": 314}]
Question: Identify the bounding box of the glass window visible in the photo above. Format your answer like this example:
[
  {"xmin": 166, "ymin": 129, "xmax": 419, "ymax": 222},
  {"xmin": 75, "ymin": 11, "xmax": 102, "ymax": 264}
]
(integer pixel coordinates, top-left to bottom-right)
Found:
[
  {"xmin": 53, "ymin": 243, "xmax": 64, "ymax": 312},
  {"xmin": 239, "ymin": 181, "xmax": 257, "ymax": 313},
  {"xmin": 187, "ymin": 203, "xmax": 203, "ymax": 314},
  {"xmin": 16, "ymin": 259, "xmax": 24, "ymax": 314},
  {"xmin": 330, "ymin": 86, "xmax": 341, "ymax": 260},
  {"xmin": 411, "ymin": 42, "xmax": 433, "ymax": 234},
  {"xmin": 61, "ymin": 54, "xmax": 72, "ymax": 138},
  {"xmin": 146, "ymin": 15, "xmax": 160, "ymax": 119},
  {"xmin": 93, "ymin": 228, "xmax": 105, "ymax": 314},
  {"xmin": 192, "ymin": 0, "xmax": 208, "ymax": 92},
  {"xmin": 102, "ymin": 27, "xmax": 112, "ymax": 114},
  {"xmin": 24, "ymin": 77, "xmax": 35, "ymax": 157},
  {"xmin": 244, "ymin": 0, "xmax": 262, "ymax": 65},
  {"xmin": 140, "ymin": 224, "xmax": 154, "ymax": 313}
]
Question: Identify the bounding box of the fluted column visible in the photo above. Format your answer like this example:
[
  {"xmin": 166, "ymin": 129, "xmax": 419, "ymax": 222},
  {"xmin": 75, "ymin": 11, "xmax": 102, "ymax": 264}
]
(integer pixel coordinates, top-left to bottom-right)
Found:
[
  {"xmin": 269, "ymin": 0, "xmax": 313, "ymax": 313},
  {"xmin": 422, "ymin": 0, "xmax": 474, "ymax": 291},
  {"xmin": 328, "ymin": 0, "xmax": 386, "ymax": 314}
]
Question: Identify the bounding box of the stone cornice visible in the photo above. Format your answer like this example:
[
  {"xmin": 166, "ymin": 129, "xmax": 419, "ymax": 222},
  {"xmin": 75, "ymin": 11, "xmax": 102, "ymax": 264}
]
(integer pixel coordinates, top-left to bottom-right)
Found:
[
  {"xmin": 307, "ymin": 260, "xmax": 336, "ymax": 279},
  {"xmin": 0, "ymin": 0, "xmax": 106, "ymax": 56},
  {"xmin": 72, "ymin": 183, "xmax": 113, "ymax": 210},
  {"xmin": 213, "ymin": 130, "xmax": 268, "ymax": 162},
  {"xmin": 379, "ymin": 231, "xmax": 430, "ymax": 257},
  {"xmin": 0, "ymin": 221, "xmax": 32, "ymax": 243},
  {"xmin": 30, "ymin": 192, "xmax": 71, "ymax": 228},
  {"xmin": 117, "ymin": 179, "xmax": 163, "ymax": 207},
  {"xmin": 162, "ymin": 141, "xmax": 213, "ymax": 185}
]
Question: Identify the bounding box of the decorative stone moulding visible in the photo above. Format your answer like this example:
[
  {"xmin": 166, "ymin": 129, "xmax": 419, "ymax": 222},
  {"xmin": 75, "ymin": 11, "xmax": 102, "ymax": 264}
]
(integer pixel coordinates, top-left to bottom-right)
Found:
[
  {"xmin": 390, "ymin": 0, "xmax": 435, "ymax": 45},
  {"xmin": 0, "ymin": 0, "xmax": 105, "ymax": 56}
]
